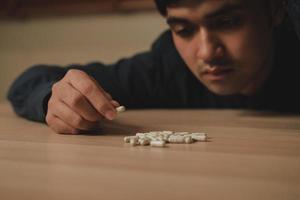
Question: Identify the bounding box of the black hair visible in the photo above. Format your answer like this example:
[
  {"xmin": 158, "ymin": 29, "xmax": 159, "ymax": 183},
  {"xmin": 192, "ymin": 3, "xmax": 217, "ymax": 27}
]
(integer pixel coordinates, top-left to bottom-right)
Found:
[
  {"xmin": 154, "ymin": 0, "xmax": 287, "ymax": 17},
  {"xmin": 154, "ymin": 0, "xmax": 181, "ymax": 16}
]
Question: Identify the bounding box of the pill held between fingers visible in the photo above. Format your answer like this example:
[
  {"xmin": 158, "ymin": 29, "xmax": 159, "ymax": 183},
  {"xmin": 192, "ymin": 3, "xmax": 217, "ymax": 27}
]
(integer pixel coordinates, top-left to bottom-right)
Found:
[{"xmin": 116, "ymin": 106, "xmax": 126, "ymax": 113}]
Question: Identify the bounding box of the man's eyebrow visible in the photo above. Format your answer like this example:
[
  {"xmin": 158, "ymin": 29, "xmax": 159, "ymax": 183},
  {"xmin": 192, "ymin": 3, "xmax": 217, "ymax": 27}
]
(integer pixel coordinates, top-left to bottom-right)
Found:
[
  {"xmin": 166, "ymin": 17, "xmax": 193, "ymax": 26},
  {"xmin": 204, "ymin": 3, "xmax": 245, "ymax": 19}
]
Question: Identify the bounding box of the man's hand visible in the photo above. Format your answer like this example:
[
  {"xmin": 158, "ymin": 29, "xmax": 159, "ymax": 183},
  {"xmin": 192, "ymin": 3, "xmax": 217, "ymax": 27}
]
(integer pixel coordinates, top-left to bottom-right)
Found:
[{"xmin": 46, "ymin": 69, "xmax": 120, "ymax": 134}]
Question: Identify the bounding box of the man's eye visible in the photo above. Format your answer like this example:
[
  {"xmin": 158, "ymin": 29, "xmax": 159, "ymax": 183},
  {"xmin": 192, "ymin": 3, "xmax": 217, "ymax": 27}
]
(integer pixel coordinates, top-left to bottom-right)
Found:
[
  {"xmin": 223, "ymin": 17, "xmax": 242, "ymax": 26},
  {"xmin": 174, "ymin": 27, "xmax": 196, "ymax": 38},
  {"xmin": 209, "ymin": 16, "xmax": 243, "ymax": 29}
]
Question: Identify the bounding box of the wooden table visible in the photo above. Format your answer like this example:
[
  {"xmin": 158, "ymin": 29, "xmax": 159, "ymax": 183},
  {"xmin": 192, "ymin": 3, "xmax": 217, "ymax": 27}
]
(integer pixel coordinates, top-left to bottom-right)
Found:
[{"xmin": 1, "ymin": 102, "xmax": 300, "ymax": 200}]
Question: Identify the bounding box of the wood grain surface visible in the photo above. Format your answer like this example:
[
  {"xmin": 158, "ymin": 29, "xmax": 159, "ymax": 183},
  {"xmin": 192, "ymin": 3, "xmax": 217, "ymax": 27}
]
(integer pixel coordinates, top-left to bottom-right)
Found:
[{"xmin": 1, "ymin": 102, "xmax": 300, "ymax": 200}]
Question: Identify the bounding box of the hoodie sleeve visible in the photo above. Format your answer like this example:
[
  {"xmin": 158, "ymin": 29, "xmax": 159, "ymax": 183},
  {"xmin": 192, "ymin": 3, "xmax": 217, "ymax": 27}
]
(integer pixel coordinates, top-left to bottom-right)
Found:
[
  {"xmin": 7, "ymin": 65, "xmax": 68, "ymax": 122},
  {"xmin": 7, "ymin": 30, "xmax": 179, "ymax": 123}
]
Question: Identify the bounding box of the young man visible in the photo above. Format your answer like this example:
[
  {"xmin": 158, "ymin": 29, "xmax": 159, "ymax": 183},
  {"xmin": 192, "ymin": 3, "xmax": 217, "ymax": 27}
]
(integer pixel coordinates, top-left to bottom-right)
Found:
[{"xmin": 7, "ymin": 0, "xmax": 300, "ymax": 134}]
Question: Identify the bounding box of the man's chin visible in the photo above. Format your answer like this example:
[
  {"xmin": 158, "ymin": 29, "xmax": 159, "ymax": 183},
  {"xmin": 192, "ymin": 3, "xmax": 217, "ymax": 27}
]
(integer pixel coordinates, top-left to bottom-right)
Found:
[{"xmin": 206, "ymin": 85, "xmax": 239, "ymax": 96}]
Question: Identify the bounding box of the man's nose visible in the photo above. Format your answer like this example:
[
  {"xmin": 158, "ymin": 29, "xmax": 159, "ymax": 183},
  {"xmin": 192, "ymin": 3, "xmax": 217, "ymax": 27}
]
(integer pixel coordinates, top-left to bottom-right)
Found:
[{"xmin": 195, "ymin": 28, "xmax": 224, "ymax": 63}]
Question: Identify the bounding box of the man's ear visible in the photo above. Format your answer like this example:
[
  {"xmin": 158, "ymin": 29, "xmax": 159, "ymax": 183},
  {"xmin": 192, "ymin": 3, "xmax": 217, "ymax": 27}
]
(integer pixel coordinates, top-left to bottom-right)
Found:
[{"xmin": 271, "ymin": 0, "xmax": 287, "ymax": 27}]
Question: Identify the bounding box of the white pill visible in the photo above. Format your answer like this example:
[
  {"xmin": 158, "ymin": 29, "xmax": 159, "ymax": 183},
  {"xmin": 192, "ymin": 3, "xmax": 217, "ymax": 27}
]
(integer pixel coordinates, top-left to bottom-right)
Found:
[
  {"xmin": 163, "ymin": 135, "xmax": 170, "ymax": 141},
  {"xmin": 191, "ymin": 132, "xmax": 207, "ymax": 136},
  {"xmin": 156, "ymin": 136, "xmax": 165, "ymax": 141},
  {"xmin": 168, "ymin": 135, "xmax": 185, "ymax": 143},
  {"xmin": 184, "ymin": 136, "xmax": 194, "ymax": 144},
  {"xmin": 191, "ymin": 135, "xmax": 207, "ymax": 141},
  {"xmin": 150, "ymin": 140, "xmax": 166, "ymax": 147},
  {"xmin": 174, "ymin": 132, "xmax": 189, "ymax": 136},
  {"xmin": 139, "ymin": 138, "xmax": 150, "ymax": 146},
  {"xmin": 124, "ymin": 136, "xmax": 138, "ymax": 143},
  {"xmin": 162, "ymin": 131, "xmax": 173, "ymax": 134},
  {"xmin": 138, "ymin": 135, "xmax": 147, "ymax": 139},
  {"xmin": 116, "ymin": 106, "xmax": 126, "ymax": 113},
  {"xmin": 124, "ymin": 137, "xmax": 130, "ymax": 143},
  {"xmin": 147, "ymin": 135, "xmax": 158, "ymax": 141},
  {"xmin": 148, "ymin": 132, "xmax": 159, "ymax": 136},
  {"xmin": 136, "ymin": 133, "xmax": 145, "ymax": 137},
  {"xmin": 130, "ymin": 138, "xmax": 139, "ymax": 146}
]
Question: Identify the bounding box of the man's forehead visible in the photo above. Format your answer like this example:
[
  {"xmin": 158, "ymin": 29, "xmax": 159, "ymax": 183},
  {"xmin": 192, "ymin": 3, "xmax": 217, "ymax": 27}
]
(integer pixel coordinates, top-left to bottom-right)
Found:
[
  {"xmin": 166, "ymin": 0, "xmax": 258, "ymax": 11},
  {"xmin": 166, "ymin": 0, "xmax": 259, "ymax": 17}
]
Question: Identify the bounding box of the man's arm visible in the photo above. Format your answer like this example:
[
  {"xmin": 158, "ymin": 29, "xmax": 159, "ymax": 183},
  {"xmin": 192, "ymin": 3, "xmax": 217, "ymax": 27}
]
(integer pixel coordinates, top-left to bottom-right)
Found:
[
  {"xmin": 7, "ymin": 65, "xmax": 67, "ymax": 122},
  {"xmin": 7, "ymin": 50, "xmax": 161, "ymax": 134},
  {"xmin": 7, "ymin": 30, "xmax": 185, "ymax": 134}
]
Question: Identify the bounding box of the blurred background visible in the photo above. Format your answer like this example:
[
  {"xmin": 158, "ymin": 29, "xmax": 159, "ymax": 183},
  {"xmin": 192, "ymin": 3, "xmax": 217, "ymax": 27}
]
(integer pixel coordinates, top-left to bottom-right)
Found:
[{"xmin": 0, "ymin": 0, "xmax": 167, "ymax": 102}]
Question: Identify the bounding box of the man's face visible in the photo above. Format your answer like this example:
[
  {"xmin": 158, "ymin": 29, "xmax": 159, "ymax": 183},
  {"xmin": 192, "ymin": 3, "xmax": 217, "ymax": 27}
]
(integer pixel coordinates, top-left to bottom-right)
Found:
[{"xmin": 166, "ymin": 0, "xmax": 274, "ymax": 95}]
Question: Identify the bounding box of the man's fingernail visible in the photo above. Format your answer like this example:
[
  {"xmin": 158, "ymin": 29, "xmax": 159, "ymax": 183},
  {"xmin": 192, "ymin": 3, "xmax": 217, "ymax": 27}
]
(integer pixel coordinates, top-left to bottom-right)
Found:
[
  {"xmin": 105, "ymin": 110, "xmax": 116, "ymax": 120},
  {"xmin": 111, "ymin": 100, "xmax": 120, "ymax": 107}
]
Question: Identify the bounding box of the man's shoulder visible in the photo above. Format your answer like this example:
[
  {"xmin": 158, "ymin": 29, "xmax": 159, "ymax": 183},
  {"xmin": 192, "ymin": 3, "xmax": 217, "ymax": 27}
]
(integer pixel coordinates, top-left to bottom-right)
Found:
[
  {"xmin": 150, "ymin": 30, "xmax": 188, "ymax": 70},
  {"xmin": 151, "ymin": 30, "xmax": 173, "ymax": 51},
  {"xmin": 274, "ymin": 24, "xmax": 300, "ymax": 78},
  {"xmin": 263, "ymin": 26, "xmax": 300, "ymax": 112}
]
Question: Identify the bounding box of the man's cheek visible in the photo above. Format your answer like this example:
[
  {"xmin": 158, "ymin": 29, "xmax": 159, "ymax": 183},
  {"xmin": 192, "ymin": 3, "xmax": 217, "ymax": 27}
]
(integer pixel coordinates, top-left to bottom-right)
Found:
[
  {"xmin": 223, "ymin": 33, "xmax": 248, "ymax": 55},
  {"xmin": 175, "ymin": 43, "xmax": 195, "ymax": 67}
]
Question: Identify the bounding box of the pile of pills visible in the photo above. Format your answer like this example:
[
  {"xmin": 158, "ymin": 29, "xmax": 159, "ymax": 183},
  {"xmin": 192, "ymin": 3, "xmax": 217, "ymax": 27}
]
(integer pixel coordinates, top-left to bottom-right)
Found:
[
  {"xmin": 117, "ymin": 106, "xmax": 207, "ymax": 147},
  {"xmin": 124, "ymin": 131, "xmax": 207, "ymax": 147}
]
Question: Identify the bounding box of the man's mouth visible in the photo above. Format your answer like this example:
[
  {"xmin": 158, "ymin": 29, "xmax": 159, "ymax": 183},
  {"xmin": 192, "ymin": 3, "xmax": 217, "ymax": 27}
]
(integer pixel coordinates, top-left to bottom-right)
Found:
[{"xmin": 203, "ymin": 67, "xmax": 234, "ymax": 81}]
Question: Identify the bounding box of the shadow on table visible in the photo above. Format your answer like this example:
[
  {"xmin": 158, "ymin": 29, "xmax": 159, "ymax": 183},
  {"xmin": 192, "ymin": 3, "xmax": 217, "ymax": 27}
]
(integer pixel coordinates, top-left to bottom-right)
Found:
[{"xmin": 80, "ymin": 120, "xmax": 146, "ymax": 136}]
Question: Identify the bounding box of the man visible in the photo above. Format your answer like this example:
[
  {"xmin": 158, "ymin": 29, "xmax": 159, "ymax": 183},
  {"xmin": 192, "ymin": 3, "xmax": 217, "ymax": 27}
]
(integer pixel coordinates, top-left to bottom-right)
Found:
[{"xmin": 7, "ymin": 0, "xmax": 300, "ymax": 134}]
